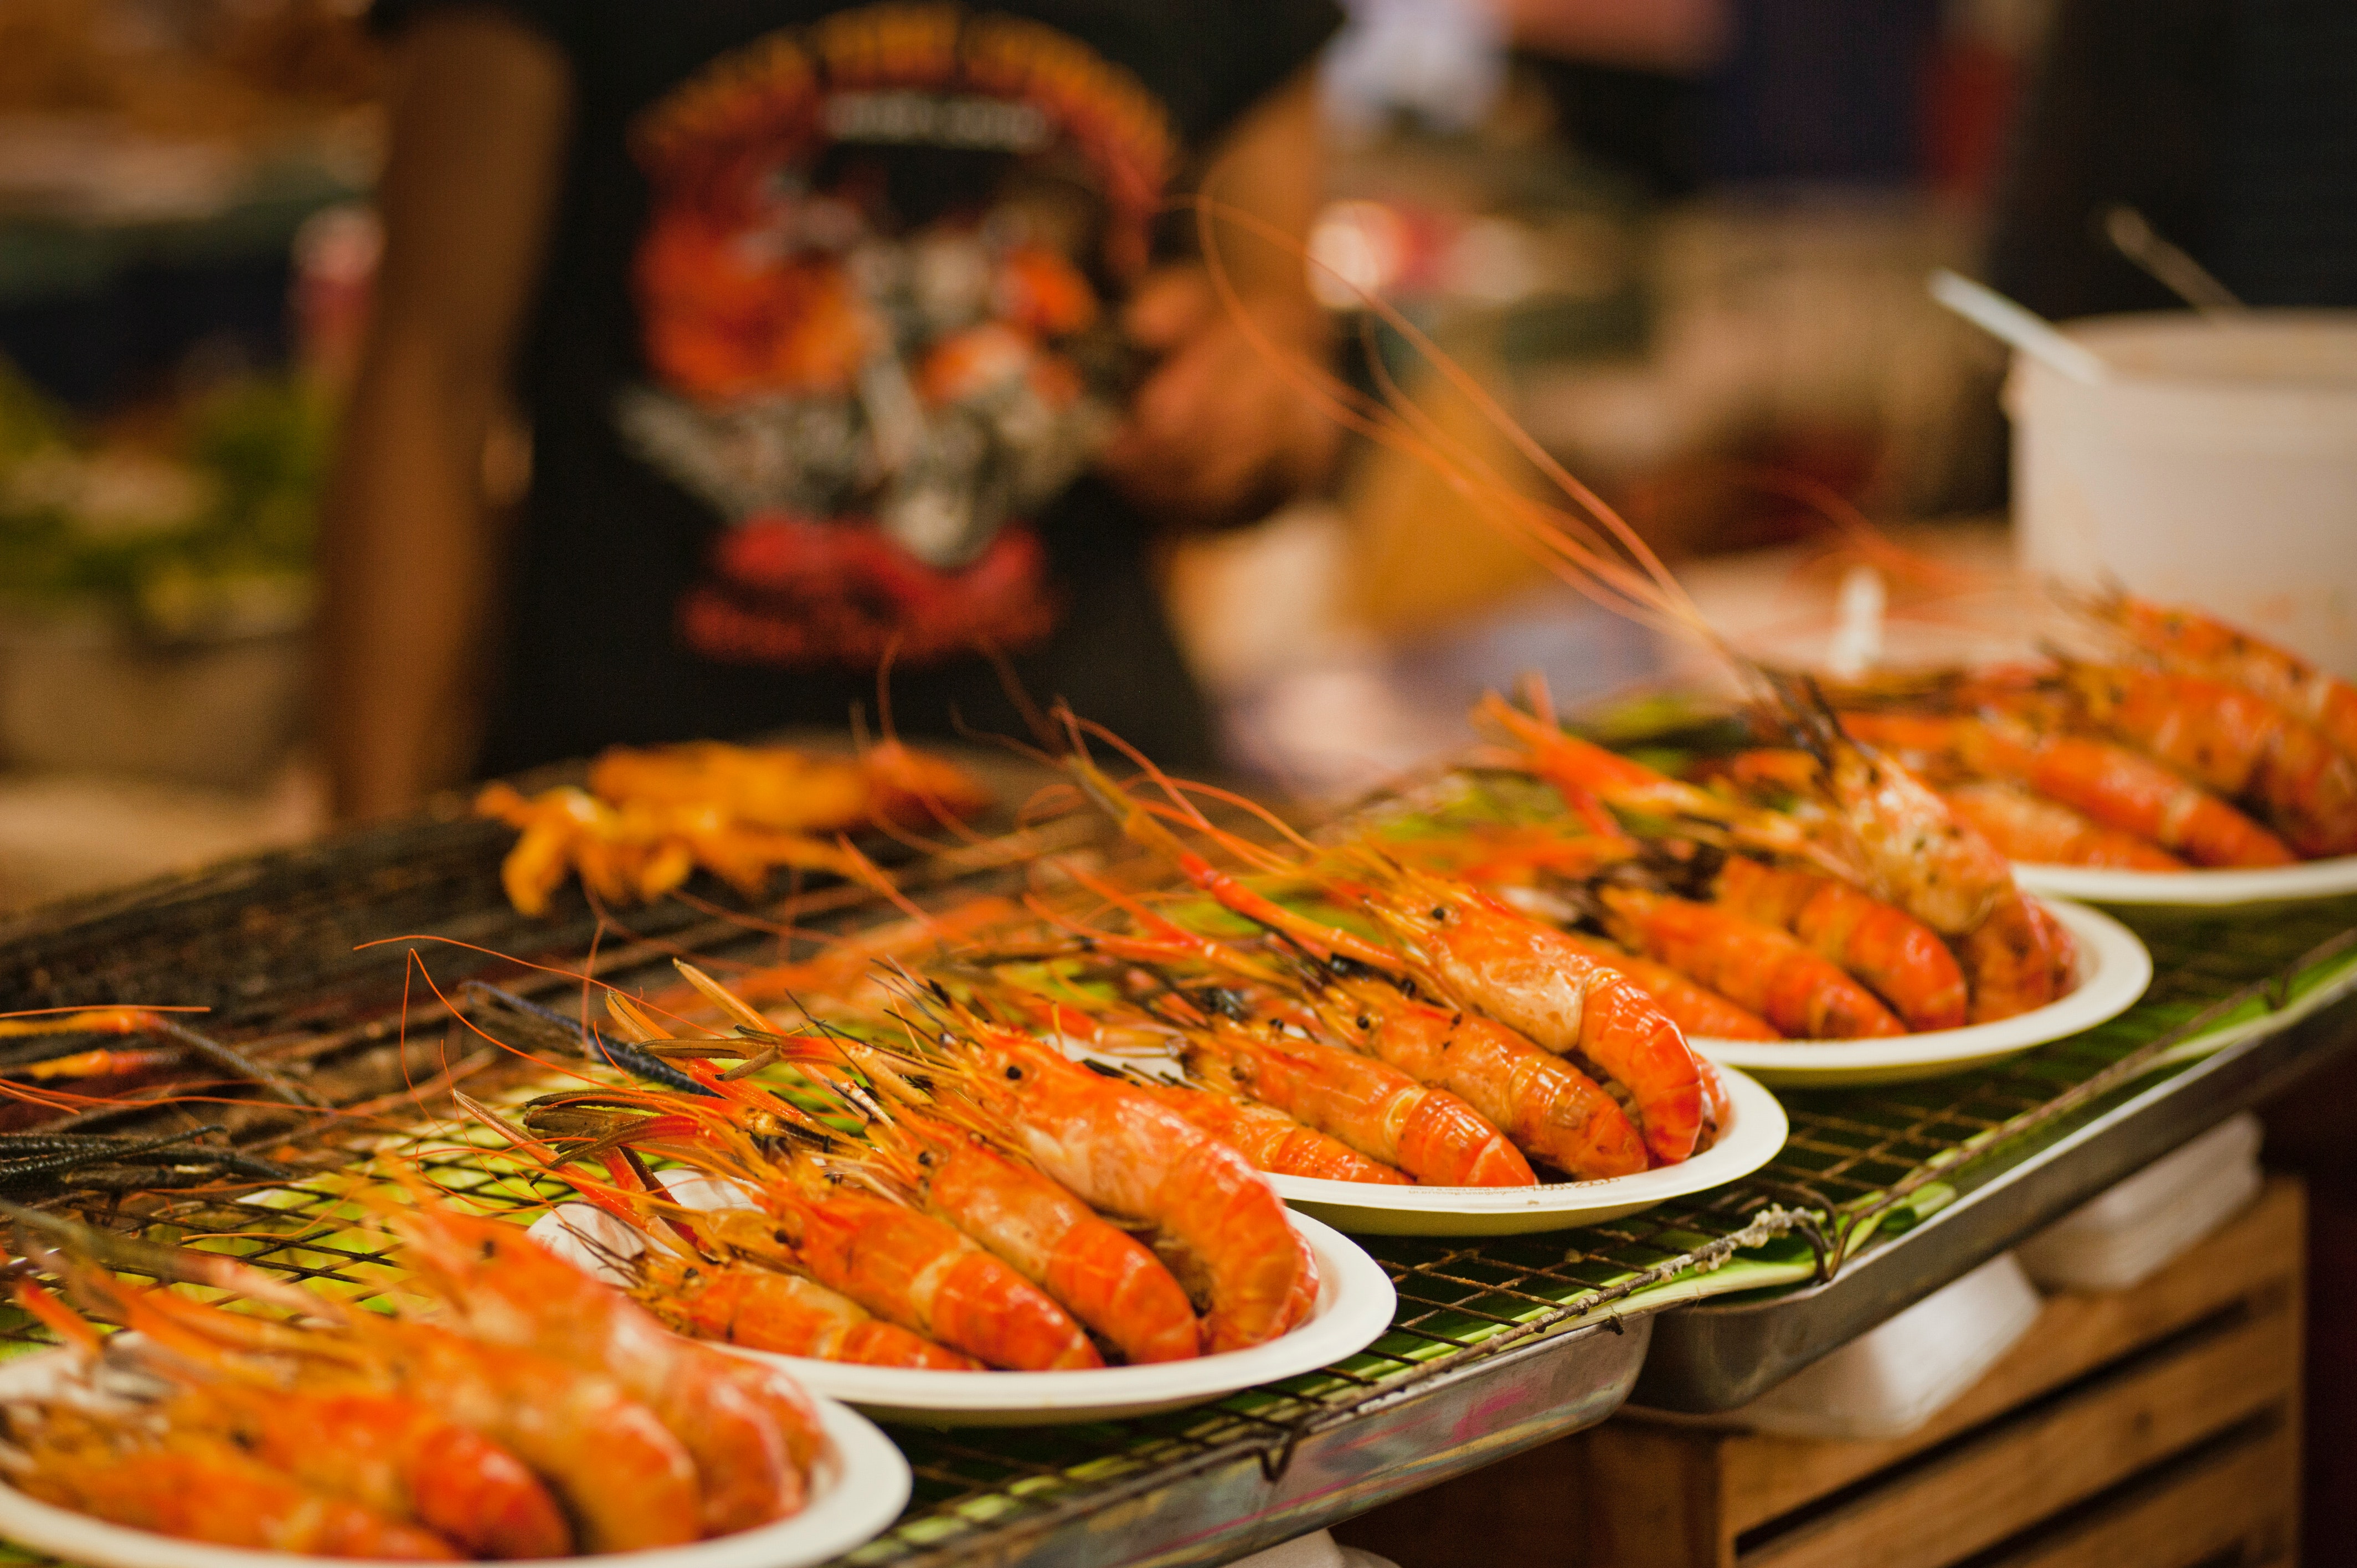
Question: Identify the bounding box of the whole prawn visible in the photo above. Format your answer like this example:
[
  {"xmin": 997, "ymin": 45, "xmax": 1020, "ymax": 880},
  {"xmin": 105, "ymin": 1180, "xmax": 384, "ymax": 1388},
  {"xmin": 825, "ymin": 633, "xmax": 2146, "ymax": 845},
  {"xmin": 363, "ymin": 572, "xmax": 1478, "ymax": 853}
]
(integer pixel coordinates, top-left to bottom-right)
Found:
[
  {"xmin": 2084, "ymin": 592, "xmax": 2357, "ymax": 762},
  {"xmin": 12, "ymin": 1279, "xmax": 569, "ymax": 1560},
  {"xmin": 1130, "ymin": 1078, "xmax": 1412, "ymax": 1183},
  {"xmin": 936, "ymin": 1019, "xmax": 1312, "ymax": 1354},
  {"xmin": 1712, "ymin": 855, "xmax": 1967, "ymax": 1031},
  {"xmin": 1061, "ymin": 746, "xmax": 1708, "ymax": 1165},
  {"xmin": 30, "ymin": 1238, "xmax": 705, "ymax": 1554},
  {"xmin": 1840, "ymin": 711, "xmax": 2293, "ymax": 869},
  {"xmin": 637, "ymin": 1245, "xmax": 986, "ymax": 1370},
  {"xmin": 1184, "ymin": 1016, "xmax": 1536, "ymax": 1187},
  {"xmin": 1308, "ymin": 972, "xmax": 1651, "ymax": 1178},
  {"xmin": 2063, "ymin": 663, "xmax": 2357, "ymax": 858},
  {"xmin": 1601, "ymin": 888, "xmax": 1905, "ymax": 1039},
  {"xmin": 1939, "ymin": 780, "xmax": 2184, "ymax": 870}
]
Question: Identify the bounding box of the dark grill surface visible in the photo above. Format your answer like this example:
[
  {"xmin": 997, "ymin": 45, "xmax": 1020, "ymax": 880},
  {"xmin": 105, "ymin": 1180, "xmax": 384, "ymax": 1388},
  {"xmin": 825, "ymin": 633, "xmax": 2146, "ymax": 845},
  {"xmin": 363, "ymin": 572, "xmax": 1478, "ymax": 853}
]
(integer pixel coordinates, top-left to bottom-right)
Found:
[{"xmin": 0, "ymin": 799, "xmax": 2351, "ymax": 1566}]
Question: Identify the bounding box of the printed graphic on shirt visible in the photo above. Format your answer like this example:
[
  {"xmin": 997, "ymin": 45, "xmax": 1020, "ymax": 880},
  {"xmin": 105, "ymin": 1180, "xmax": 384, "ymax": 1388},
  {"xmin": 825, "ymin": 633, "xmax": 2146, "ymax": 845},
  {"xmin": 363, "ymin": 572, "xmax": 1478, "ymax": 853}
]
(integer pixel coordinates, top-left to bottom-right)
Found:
[{"xmin": 622, "ymin": 4, "xmax": 1175, "ymax": 668}]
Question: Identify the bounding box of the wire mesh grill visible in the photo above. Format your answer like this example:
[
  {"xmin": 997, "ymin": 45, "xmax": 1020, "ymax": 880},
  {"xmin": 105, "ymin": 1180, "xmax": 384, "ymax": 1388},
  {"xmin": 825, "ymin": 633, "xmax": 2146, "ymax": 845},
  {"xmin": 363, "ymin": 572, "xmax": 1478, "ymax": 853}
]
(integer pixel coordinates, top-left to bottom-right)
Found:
[{"xmin": 0, "ymin": 805, "xmax": 2353, "ymax": 1566}]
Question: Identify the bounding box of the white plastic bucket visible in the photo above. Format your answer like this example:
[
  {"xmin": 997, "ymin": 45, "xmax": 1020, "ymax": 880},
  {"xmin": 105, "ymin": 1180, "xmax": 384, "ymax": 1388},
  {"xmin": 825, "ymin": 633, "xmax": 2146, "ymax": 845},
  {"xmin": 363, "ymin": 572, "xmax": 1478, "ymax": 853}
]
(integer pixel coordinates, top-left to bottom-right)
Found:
[{"xmin": 2008, "ymin": 311, "xmax": 2357, "ymax": 678}]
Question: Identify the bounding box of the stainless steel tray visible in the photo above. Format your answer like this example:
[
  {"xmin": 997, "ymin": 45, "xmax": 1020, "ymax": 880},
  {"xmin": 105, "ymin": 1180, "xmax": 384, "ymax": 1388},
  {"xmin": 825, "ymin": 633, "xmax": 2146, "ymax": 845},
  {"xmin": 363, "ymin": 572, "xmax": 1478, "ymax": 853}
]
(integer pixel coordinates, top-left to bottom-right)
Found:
[{"xmin": 1634, "ymin": 941, "xmax": 2357, "ymax": 1414}]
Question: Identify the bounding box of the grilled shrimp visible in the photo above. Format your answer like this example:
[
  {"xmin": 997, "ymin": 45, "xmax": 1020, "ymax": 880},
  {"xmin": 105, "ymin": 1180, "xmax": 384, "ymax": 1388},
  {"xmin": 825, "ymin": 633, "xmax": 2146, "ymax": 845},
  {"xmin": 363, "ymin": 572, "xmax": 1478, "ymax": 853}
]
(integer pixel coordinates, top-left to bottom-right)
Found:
[
  {"xmin": 1313, "ymin": 976, "xmax": 1650, "ymax": 1178},
  {"xmin": 162, "ymin": 1385, "xmax": 573, "ymax": 1559},
  {"xmin": 1063, "ymin": 746, "xmax": 1708, "ymax": 1164},
  {"xmin": 640, "ymin": 1252, "xmax": 984, "ymax": 1369},
  {"xmin": 874, "ymin": 1116, "xmax": 1203, "ymax": 1363},
  {"xmin": 1841, "ymin": 711, "xmax": 2293, "ymax": 868},
  {"xmin": 1939, "ymin": 780, "xmax": 2184, "ymax": 870},
  {"xmin": 1713, "ymin": 856, "xmax": 1967, "ymax": 1031},
  {"xmin": 389, "ymin": 1204, "xmax": 811, "ymax": 1533},
  {"xmin": 1805, "ymin": 724, "xmax": 2075, "ymax": 1023},
  {"xmin": 1544, "ymin": 928, "xmax": 1781, "ymax": 1041},
  {"xmin": 1133, "ymin": 1079, "xmax": 1413, "ymax": 1183},
  {"xmin": 948, "ymin": 1025, "xmax": 1310, "ymax": 1353},
  {"xmin": 1601, "ymin": 888, "xmax": 1905, "ymax": 1039},
  {"xmin": 6, "ymin": 1417, "xmax": 462, "ymax": 1561},
  {"xmin": 1363, "ymin": 876, "xmax": 1708, "ymax": 1163},
  {"xmin": 1473, "ymin": 693, "xmax": 1832, "ymax": 869},
  {"xmin": 2087, "ymin": 592, "xmax": 2357, "ymax": 762},
  {"xmin": 111, "ymin": 1281, "xmax": 702, "ymax": 1553},
  {"xmin": 2063, "ymin": 664, "xmax": 2357, "ymax": 858},
  {"xmin": 751, "ymin": 1155, "xmax": 1103, "ymax": 1371},
  {"xmin": 1186, "ymin": 1017, "xmax": 1536, "ymax": 1187}
]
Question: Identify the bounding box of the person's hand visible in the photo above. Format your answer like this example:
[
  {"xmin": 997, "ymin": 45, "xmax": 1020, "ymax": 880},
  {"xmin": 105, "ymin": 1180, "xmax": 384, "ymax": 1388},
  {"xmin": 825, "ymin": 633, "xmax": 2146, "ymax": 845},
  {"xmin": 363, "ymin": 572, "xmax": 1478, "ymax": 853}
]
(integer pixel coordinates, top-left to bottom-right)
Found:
[{"xmin": 1096, "ymin": 265, "xmax": 1341, "ymax": 530}]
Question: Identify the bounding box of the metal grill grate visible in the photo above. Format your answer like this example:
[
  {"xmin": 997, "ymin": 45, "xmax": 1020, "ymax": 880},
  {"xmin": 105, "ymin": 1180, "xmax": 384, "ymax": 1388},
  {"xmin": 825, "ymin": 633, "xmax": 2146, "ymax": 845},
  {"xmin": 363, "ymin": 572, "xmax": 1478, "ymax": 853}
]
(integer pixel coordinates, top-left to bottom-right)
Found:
[{"xmin": 1, "ymin": 851, "xmax": 2353, "ymax": 1563}]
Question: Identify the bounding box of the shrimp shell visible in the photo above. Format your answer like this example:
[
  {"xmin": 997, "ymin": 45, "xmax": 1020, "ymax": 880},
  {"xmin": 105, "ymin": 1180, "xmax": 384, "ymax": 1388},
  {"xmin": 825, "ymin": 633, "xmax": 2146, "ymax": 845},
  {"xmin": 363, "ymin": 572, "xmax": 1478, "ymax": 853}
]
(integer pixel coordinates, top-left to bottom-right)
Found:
[
  {"xmin": 762, "ymin": 1163, "xmax": 1104, "ymax": 1371},
  {"xmin": 1366, "ymin": 878, "xmax": 1707, "ymax": 1164},
  {"xmin": 1545, "ymin": 928, "xmax": 1781, "ymax": 1041},
  {"xmin": 10, "ymin": 1426, "xmax": 462, "ymax": 1560},
  {"xmin": 1940, "ymin": 780, "xmax": 2184, "ymax": 870},
  {"xmin": 162, "ymin": 1385, "xmax": 573, "ymax": 1559},
  {"xmin": 888, "ymin": 1121, "xmax": 1203, "ymax": 1363},
  {"xmin": 2066, "ymin": 664, "xmax": 2357, "ymax": 858},
  {"xmin": 1187, "ymin": 1018, "xmax": 1536, "ymax": 1187},
  {"xmin": 390, "ymin": 1205, "xmax": 811, "ymax": 1533},
  {"xmin": 954, "ymin": 1030, "xmax": 1309, "ymax": 1354},
  {"xmin": 1135, "ymin": 1079, "xmax": 1413, "ymax": 1183},
  {"xmin": 1601, "ymin": 888, "xmax": 1906, "ymax": 1040},
  {"xmin": 1326, "ymin": 981, "xmax": 1649, "ymax": 1179},
  {"xmin": 1842, "ymin": 712, "xmax": 2293, "ymax": 869},
  {"xmin": 645, "ymin": 1257, "xmax": 984, "ymax": 1370},
  {"xmin": 1713, "ymin": 856, "xmax": 1968, "ymax": 1031},
  {"xmin": 2093, "ymin": 594, "xmax": 2357, "ymax": 762}
]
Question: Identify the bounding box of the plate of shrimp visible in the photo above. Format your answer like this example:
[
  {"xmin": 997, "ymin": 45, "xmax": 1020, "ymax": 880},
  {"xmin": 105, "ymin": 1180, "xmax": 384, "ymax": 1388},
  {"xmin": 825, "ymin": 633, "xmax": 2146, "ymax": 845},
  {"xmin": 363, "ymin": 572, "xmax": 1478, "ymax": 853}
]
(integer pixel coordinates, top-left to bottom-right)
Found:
[
  {"xmin": 533, "ymin": 1193, "xmax": 1394, "ymax": 1426},
  {"xmin": 449, "ymin": 968, "xmax": 1394, "ymax": 1427},
  {"xmin": 1682, "ymin": 895, "xmax": 2149, "ymax": 1085},
  {"xmin": 0, "ymin": 1200, "xmax": 910, "ymax": 1567},
  {"xmin": 1827, "ymin": 592, "xmax": 2357, "ymax": 907}
]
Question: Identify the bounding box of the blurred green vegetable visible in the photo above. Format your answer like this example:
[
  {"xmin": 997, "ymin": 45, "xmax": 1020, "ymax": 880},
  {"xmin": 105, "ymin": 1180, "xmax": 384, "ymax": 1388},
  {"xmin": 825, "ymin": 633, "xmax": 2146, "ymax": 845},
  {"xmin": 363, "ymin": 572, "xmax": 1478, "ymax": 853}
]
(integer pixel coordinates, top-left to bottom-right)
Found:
[{"xmin": 0, "ymin": 360, "xmax": 331, "ymax": 638}]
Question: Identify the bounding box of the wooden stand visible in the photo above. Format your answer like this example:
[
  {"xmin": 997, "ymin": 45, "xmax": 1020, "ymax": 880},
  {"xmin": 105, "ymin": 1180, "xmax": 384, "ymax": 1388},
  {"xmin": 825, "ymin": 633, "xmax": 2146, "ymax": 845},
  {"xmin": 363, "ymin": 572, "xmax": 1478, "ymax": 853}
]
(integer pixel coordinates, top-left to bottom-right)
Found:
[{"xmin": 1334, "ymin": 1178, "xmax": 2305, "ymax": 1568}]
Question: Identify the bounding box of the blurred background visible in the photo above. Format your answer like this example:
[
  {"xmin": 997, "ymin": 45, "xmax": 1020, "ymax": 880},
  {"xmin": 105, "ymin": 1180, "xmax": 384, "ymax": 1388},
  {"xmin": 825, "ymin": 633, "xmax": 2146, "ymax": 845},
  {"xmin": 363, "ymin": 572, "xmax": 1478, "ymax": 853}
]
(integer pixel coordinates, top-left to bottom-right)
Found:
[{"xmin": 0, "ymin": 0, "xmax": 2047, "ymax": 907}]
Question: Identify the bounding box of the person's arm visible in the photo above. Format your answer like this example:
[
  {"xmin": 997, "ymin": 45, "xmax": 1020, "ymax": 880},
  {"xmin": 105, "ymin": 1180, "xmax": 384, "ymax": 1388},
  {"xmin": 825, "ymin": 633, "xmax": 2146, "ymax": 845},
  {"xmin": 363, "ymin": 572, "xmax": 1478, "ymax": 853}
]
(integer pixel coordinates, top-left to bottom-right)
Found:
[
  {"xmin": 1095, "ymin": 71, "xmax": 1341, "ymax": 529},
  {"xmin": 317, "ymin": 9, "xmax": 571, "ymax": 822}
]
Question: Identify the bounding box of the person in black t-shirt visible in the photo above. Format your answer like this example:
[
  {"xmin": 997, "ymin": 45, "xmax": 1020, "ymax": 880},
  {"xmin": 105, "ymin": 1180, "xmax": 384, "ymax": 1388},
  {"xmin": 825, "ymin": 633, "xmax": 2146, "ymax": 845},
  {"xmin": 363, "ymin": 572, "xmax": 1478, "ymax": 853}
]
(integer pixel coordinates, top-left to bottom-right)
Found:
[{"xmin": 321, "ymin": 2, "xmax": 1342, "ymax": 819}]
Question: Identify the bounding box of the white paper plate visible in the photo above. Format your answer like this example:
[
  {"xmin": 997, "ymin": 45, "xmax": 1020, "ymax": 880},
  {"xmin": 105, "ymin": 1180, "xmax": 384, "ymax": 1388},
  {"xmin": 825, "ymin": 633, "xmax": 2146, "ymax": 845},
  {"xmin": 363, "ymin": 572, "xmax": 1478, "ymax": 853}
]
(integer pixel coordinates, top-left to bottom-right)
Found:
[
  {"xmin": 2013, "ymin": 854, "xmax": 2357, "ymax": 907},
  {"xmin": 532, "ymin": 1201, "xmax": 1394, "ymax": 1427},
  {"xmin": 0, "ymin": 1348, "xmax": 909, "ymax": 1568},
  {"xmin": 1265, "ymin": 1065, "xmax": 1787, "ymax": 1237},
  {"xmin": 1689, "ymin": 898, "xmax": 2150, "ymax": 1086}
]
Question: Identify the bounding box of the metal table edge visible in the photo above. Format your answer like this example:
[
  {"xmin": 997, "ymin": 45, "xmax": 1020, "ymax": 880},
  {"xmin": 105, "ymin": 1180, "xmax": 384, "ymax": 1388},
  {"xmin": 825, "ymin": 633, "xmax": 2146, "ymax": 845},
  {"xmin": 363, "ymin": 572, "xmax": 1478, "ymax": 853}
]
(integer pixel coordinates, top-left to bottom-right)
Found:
[
  {"xmin": 868, "ymin": 1313, "xmax": 1653, "ymax": 1568},
  {"xmin": 1632, "ymin": 978, "xmax": 2357, "ymax": 1413}
]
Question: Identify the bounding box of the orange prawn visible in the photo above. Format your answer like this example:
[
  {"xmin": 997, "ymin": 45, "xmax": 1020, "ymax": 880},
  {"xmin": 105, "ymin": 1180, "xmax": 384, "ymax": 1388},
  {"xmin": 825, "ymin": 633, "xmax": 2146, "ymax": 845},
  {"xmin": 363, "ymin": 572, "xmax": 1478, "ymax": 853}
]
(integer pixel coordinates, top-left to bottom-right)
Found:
[
  {"xmin": 1939, "ymin": 780, "xmax": 2184, "ymax": 870},
  {"xmin": 1184, "ymin": 1017, "xmax": 1536, "ymax": 1187},
  {"xmin": 1543, "ymin": 928, "xmax": 1781, "ymax": 1041},
  {"xmin": 2085, "ymin": 592, "xmax": 2357, "ymax": 762},
  {"xmin": 942, "ymin": 1022, "xmax": 1311, "ymax": 1353},
  {"xmin": 2064, "ymin": 663, "xmax": 2357, "ymax": 858},
  {"xmin": 863, "ymin": 1113, "xmax": 1204, "ymax": 1363},
  {"xmin": 1309, "ymin": 976, "xmax": 1650, "ymax": 1178},
  {"xmin": 12, "ymin": 1279, "xmax": 569, "ymax": 1560},
  {"xmin": 1131, "ymin": 1079, "xmax": 1413, "ymax": 1183},
  {"xmin": 44, "ymin": 1253, "xmax": 704, "ymax": 1554},
  {"xmin": 753, "ymin": 1153, "xmax": 1105, "ymax": 1371},
  {"xmin": 1712, "ymin": 855, "xmax": 1967, "ymax": 1031},
  {"xmin": 6, "ymin": 1419, "xmax": 464, "ymax": 1561},
  {"xmin": 1063, "ymin": 747, "xmax": 1708, "ymax": 1165},
  {"xmin": 387, "ymin": 1204, "xmax": 814, "ymax": 1530},
  {"xmin": 640, "ymin": 1251, "xmax": 986, "ymax": 1370},
  {"xmin": 1841, "ymin": 710, "xmax": 2294, "ymax": 869},
  {"xmin": 1601, "ymin": 888, "xmax": 1905, "ymax": 1039}
]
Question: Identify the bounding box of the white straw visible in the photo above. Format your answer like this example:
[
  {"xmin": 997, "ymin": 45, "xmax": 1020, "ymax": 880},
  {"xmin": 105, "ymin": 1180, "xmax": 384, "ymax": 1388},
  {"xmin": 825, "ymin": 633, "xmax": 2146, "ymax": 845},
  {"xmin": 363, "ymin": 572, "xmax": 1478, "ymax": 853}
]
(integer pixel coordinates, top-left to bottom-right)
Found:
[{"xmin": 1928, "ymin": 269, "xmax": 2110, "ymax": 385}]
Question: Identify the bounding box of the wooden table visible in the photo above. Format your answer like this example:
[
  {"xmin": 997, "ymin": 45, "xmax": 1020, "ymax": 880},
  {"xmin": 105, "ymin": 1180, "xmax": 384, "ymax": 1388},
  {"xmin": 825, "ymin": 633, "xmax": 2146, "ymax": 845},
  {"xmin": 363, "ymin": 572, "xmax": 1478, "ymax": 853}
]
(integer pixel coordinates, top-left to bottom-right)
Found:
[{"xmin": 1336, "ymin": 1177, "xmax": 2305, "ymax": 1568}]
